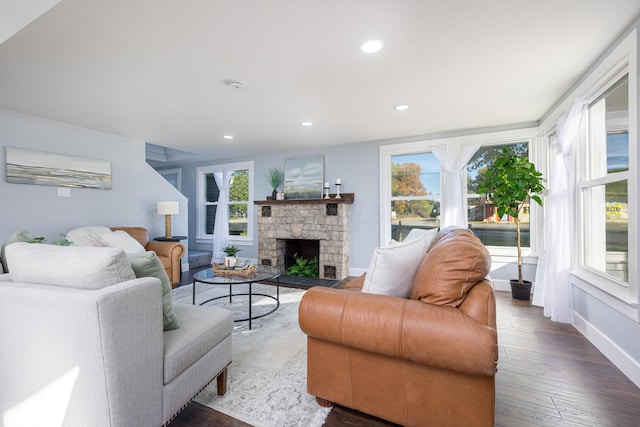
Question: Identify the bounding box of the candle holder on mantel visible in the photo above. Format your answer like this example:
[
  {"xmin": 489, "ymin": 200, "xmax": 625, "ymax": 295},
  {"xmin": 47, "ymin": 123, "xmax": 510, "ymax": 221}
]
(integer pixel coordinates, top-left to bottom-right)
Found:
[
  {"xmin": 335, "ymin": 179, "xmax": 342, "ymax": 199},
  {"xmin": 323, "ymin": 183, "xmax": 330, "ymax": 199}
]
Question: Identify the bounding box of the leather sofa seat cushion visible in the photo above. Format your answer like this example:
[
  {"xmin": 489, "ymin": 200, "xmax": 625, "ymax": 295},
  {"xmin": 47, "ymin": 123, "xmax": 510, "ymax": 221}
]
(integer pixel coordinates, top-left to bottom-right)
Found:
[
  {"xmin": 411, "ymin": 228, "xmax": 490, "ymax": 307},
  {"xmin": 163, "ymin": 304, "xmax": 233, "ymax": 384}
]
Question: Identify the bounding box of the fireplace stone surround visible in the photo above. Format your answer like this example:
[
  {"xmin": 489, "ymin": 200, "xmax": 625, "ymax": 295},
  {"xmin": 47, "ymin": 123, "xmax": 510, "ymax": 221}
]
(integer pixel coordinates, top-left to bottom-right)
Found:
[{"xmin": 255, "ymin": 194, "xmax": 354, "ymax": 280}]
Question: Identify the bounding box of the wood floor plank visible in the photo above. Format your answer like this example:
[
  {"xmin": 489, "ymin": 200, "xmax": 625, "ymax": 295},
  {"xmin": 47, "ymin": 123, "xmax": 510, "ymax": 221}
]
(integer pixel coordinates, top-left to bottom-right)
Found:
[{"xmin": 168, "ymin": 282, "xmax": 640, "ymax": 427}]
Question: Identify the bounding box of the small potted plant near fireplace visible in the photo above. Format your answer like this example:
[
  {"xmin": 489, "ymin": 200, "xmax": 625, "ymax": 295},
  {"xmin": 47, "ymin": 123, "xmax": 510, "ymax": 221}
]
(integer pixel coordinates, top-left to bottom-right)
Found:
[{"xmin": 476, "ymin": 147, "xmax": 545, "ymax": 300}]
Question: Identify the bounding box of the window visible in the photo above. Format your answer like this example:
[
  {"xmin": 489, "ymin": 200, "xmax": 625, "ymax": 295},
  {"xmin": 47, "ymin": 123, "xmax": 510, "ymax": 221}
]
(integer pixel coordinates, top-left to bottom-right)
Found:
[
  {"xmin": 581, "ymin": 75, "xmax": 629, "ymax": 284},
  {"xmin": 390, "ymin": 152, "xmax": 440, "ymax": 242},
  {"xmin": 379, "ymin": 129, "xmax": 537, "ymax": 248},
  {"xmin": 466, "ymin": 142, "xmax": 530, "ymax": 247},
  {"xmin": 197, "ymin": 161, "xmax": 254, "ymax": 243}
]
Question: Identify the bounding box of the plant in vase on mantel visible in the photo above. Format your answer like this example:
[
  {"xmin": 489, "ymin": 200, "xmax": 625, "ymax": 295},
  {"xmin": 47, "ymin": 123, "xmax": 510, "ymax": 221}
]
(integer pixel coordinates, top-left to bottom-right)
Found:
[
  {"xmin": 476, "ymin": 147, "xmax": 545, "ymax": 301},
  {"xmin": 266, "ymin": 166, "xmax": 285, "ymax": 200}
]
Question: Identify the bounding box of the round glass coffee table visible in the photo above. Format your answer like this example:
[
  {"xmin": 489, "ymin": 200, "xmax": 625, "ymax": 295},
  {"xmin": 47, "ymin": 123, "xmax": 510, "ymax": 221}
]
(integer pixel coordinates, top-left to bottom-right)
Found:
[{"xmin": 192, "ymin": 265, "xmax": 281, "ymax": 330}]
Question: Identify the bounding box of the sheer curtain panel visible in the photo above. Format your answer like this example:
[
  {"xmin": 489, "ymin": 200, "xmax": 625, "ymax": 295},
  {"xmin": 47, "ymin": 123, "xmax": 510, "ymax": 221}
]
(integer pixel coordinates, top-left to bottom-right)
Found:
[
  {"xmin": 431, "ymin": 144, "xmax": 480, "ymax": 228},
  {"xmin": 533, "ymin": 98, "xmax": 587, "ymax": 323},
  {"xmin": 211, "ymin": 170, "xmax": 234, "ymax": 264}
]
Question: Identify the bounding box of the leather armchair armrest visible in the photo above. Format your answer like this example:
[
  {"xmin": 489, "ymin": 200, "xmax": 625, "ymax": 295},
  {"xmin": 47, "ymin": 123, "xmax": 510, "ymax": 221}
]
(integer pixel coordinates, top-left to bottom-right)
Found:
[
  {"xmin": 146, "ymin": 241, "xmax": 185, "ymax": 260},
  {"xmin": 299, "ymin": 287, "xmax": 498, "ymax": 376}
]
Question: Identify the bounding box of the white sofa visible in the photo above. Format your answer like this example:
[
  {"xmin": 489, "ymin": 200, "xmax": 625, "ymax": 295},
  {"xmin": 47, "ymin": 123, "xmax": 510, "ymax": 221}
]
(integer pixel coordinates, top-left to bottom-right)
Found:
[{"xmin": 0, "ymin": 243, "xmax": 233, "ymax": 427}]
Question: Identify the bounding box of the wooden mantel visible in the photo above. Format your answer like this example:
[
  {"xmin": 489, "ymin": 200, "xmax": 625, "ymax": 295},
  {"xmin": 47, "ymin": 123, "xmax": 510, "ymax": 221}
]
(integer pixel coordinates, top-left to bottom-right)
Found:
[{"xmin": 254, "ymin": 193, "xmax": 354, "ymax": 205}]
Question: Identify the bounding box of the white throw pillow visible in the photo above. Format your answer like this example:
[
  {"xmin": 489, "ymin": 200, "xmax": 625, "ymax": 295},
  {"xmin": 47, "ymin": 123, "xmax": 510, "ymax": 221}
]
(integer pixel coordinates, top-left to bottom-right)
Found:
[
  {"xmin": 99, "ymin": 230, "xmax": 146, "ymax": 253},
  {"xmin": 67, "ymin": 226, "xmax": 112, "ymax": 247},
  {"xmin": 405, "ymin": 227, "xmax": 438, "ymax": 243},
  {"xmin": 5, "ymin": 242, "xmax": 136, "ymax": 289},
  {"xmin": 362, "ymin": 231, "xmax": 436, "ymax": 298}
]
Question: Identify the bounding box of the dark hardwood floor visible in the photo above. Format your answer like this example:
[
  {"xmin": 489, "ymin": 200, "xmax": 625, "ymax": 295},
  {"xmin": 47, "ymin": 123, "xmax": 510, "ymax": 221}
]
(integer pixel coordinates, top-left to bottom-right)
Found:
[{"xmin": 169, "ymin": 272, "xmax": 640, "ymax": 426}]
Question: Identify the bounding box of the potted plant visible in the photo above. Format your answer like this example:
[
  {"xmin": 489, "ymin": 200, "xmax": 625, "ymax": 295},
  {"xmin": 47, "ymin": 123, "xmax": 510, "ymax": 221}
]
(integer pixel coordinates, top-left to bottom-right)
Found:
[
  {"xmin": 266, "ymin": 166, "xmax": 285, "ymax": 200},
  {"xmin": 476, "ymin": 147, "xmax": 545, "ymax": 300},
  {"xmin": 222, "ymin": 245, "xmax": 241, "ymax": 267}
]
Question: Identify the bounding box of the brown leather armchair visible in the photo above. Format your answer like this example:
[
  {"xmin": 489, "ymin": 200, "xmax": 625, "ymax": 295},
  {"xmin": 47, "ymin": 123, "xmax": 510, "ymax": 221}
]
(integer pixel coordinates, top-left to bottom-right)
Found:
[
  {"xmin": 111, "ymin": 227, "xmax": 185, "ymax": 287},
  {"xmin": 298, "ymin": 228, "xmax": 498, "ymax": 427}
]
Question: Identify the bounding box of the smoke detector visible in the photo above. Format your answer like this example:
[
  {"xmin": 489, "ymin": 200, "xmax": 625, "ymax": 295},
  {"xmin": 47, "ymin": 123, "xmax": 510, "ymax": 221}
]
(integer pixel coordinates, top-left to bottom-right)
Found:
[{"xmin": 226, "ymin": 80, "xmax": 246, "ymax": 90}]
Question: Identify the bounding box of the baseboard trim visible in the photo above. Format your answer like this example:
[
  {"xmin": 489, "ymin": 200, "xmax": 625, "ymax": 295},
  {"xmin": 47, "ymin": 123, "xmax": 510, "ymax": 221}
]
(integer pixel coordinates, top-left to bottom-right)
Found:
[
  {"xmin": 492, "ymin": 278, "xmax": 511, "ymax": 292},
  {"xmin": 573, "ymin": 311, "xmax": 640, "ymax": 389},
  {"xmin": 181, "ymin": 262, "xmax": 189, "ymax": 272}
]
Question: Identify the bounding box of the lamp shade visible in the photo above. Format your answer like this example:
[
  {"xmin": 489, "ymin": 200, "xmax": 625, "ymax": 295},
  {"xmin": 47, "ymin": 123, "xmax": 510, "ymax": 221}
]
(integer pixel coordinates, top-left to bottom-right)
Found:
[{"xmin": 157, "ymin": 201, "xmax": 179, "ymax": 215}]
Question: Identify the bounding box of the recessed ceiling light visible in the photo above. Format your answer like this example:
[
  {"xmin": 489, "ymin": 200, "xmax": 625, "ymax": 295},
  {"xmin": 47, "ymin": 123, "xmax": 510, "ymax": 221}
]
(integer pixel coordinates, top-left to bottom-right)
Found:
[
  {"xmin": 301, "ymin": 121, "xmax": 313, "ymax": 127},
  {"xmin": 360, "ymin": 39, "xmax": 383, "ymax": 54},
  {"xmin": 395, "ymin": 104, "xmax": 409, "ymax": 111},
  {"xmin": 223, "ymin": 135, "xmax": 234, "ymax": 140}
]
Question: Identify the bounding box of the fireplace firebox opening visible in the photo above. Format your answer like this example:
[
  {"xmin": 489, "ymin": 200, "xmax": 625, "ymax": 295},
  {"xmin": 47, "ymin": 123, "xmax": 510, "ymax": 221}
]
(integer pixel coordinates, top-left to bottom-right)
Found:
[{"xmin": 284, "ymin": 239, "xmax": 320, "ymax": 272}]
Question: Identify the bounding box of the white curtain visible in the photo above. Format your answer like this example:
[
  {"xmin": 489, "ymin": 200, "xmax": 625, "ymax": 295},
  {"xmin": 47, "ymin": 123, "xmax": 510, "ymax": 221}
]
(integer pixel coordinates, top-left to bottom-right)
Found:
[
  {"xmin": 431, "ymin": 144, "xmax": 480, "ymax": 228},
  {"xmin": 211, "ymin": 170, "xmax": 234, "ymax": 264},
  {"xmin": 532, "ymin": 98, "xmax": 587, "ymax": 323}
]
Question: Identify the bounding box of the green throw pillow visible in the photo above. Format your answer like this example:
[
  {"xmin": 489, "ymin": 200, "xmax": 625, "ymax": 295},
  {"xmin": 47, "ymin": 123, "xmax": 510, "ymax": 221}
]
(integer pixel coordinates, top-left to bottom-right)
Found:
[
  {"xmin": 127, "ymin": 251, "xmax": 180, "ymax": 331},
  {"xmin": 1, "ymin": 230, "xmax": 36, "ymax": 273}
]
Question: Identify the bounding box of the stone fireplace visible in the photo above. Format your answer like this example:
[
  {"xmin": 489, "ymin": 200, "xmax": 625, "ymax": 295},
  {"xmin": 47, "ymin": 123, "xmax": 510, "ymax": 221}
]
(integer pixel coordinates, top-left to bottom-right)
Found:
[{"xmin": 255, "ymin": 194, "xmax": 354, "ymax": 280}]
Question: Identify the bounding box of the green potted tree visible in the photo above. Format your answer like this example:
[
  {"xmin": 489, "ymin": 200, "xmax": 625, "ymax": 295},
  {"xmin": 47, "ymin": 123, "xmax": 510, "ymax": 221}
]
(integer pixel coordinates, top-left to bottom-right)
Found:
[
  {"xmin": 476, "ymin": 147, "xmax": 545, "ymax": 300},
  {"xmin": 266, "ymin": 166, "xmax": 285, "ymax": 200}
]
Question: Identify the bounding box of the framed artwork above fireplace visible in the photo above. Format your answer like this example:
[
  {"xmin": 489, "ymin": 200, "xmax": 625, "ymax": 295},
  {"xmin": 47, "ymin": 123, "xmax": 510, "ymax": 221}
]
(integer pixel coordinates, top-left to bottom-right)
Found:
[{"xmin": 283, "ymin": 154, "xmax": 324, "ymax": 199}]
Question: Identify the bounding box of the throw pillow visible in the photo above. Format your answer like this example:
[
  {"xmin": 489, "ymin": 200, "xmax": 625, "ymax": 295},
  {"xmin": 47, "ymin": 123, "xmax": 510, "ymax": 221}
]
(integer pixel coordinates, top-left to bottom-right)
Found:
[
  {"xmin": 66, "ymin": 225, "xmax": 112, "ymax": 247},
  {"xmin": 0, "ymin": 230, "xmax": 37, "ymax": 273},
  {"xmin": 361, "ymin": 231, "xmax": 435, "ymax": 298},
  {"xmin": 100, "ymin": 230, "xmax": 146, "ymax": 253},
  {"xmin": 411, "ymin": 228, "xmax": 491, "ymax": 307},
  {"xmin": 5, "ymin": 242, "xmax": 136, "ymax": 289},
  {"xmin": 128, "ymin": 251, "xmax": 180, "ymax": 331}
]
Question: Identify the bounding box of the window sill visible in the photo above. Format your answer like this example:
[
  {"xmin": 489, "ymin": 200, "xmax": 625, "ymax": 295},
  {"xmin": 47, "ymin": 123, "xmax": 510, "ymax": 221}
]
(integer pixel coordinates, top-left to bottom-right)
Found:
[
  {"xmin": 571, "ymin": 269, "xmax": 639, "ymax": 322},
  {"xmin": 196, "ymin": 236, "xmax": 254, "ymax": 247}
]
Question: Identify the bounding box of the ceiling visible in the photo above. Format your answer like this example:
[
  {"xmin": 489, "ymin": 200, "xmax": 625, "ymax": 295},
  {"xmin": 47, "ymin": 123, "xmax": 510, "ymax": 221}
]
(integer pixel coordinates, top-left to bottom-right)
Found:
[{"xmin": 1, "ymin": 0, "xmax": 639, "ymax": 163}]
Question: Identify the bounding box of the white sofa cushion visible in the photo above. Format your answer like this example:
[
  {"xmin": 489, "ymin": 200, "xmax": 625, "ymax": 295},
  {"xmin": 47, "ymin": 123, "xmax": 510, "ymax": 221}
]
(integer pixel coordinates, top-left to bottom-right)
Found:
[
  {"xmin": 5, "ymin": 242, "xmax": 136, "ymax": 289},
  {"xmin": 362, "ymin": 230, "xmax": 437, "ymax": 298},
  {"xmin": 67, "ymin": 225, "xmax": 112, "ymax": 247},
  {"xmin": 100, "ymin": 230, "xmax": 146, "ymax": 253}
]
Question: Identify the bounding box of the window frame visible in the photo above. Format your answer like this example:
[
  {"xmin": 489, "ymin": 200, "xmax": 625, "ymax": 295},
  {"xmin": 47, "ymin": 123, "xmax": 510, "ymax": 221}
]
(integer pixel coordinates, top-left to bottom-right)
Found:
[
  {"xmin": 575, "ymin": 66, "xmax": 635, "ymax": 302},
  {"xmin": 379, "ymin": 128, "xmax": 540, "ymax": 256},
  {"xmin": 196, "ymin": 161, "xmax": 254, "ymax": 246}
]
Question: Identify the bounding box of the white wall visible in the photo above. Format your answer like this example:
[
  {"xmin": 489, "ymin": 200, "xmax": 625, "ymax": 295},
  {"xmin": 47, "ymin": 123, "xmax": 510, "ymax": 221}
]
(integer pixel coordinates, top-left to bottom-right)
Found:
[{"xmin": 0, "ymin": 109, "xmax": 187, "ymax": 250}]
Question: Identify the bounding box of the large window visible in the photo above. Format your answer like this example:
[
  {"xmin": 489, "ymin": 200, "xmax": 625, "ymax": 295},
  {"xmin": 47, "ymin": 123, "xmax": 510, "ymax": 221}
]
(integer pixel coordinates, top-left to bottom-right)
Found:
[
  {"xmin": 197, "ymin": 161, "xmax": 254, "ymax": 243},
  {"xmin": 467, "ymin": 142, "xmax": 530, "ymax": 247},
  {"xmin": 390, "ymin": 152, "xmax": 440, "ymax": 241},
  {"xmin": 581, "ymin": 75, "xmax": 629, "ymax": 284},
  {"xmin": 379, "ymin": 130, "xmax": 538, "ymax": 248}
]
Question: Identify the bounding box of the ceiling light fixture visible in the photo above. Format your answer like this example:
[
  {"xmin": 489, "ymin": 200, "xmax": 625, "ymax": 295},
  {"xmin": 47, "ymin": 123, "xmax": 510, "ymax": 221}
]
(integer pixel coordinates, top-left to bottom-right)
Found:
[
  {"xmin": 360, "ymin": 39, "xmax": 383, "ymax": 54},
  {"xmin": 301, "ymin": 121, "xmax": 313, "ymax": 127},
  {"xmin": 223, "ymin": 135, "xmax": 234, "ymax": 140},
  {"xmin": 395, "ymin": 104, "xmax": 409, "ymax": 111}
]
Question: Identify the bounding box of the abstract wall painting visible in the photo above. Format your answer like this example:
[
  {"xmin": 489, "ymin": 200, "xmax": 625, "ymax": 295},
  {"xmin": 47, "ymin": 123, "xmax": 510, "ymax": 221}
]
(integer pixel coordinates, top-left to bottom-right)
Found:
[
  {"xmin": 6, "ymin": 147, "xmax": 112, "ymax": 189},
  {"xmin": 284, "ymin": 154, "xmax": 324, "ymax": 199}
]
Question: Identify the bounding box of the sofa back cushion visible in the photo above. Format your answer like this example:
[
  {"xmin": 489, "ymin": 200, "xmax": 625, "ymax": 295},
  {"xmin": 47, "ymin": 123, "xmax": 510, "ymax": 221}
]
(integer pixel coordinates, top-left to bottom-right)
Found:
[
  {"xmin": 111, "ymin": 227, "xmax": 150, "ymax": 247},
  {"xmin": 411, "ymin": 228, "xmax": 490, "ymax": 307},
  {"xmin": 5, "ymin": 242, "xmax": 136, "ymax": 289}
]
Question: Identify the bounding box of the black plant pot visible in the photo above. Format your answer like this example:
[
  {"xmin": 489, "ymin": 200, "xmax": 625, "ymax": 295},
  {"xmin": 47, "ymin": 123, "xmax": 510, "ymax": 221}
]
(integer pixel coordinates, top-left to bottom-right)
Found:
[{"xmin": 510, "ymin": 279, "xmax": 532, "ymax": 301}]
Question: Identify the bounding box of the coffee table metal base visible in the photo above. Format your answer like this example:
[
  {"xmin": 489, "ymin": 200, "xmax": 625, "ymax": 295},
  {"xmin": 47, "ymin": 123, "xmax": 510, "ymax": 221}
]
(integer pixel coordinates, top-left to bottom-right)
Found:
[{"xmin": 198, "ymin": 283, "xmax": 280, "ymax": 329}]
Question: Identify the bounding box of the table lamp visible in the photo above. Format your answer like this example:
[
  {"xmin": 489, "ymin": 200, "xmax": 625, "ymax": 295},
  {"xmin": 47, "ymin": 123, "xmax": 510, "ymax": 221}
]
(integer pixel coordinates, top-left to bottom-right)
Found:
[{"xmin": 157, "ymin": 201, "xmax": 179, "ymax": 238}]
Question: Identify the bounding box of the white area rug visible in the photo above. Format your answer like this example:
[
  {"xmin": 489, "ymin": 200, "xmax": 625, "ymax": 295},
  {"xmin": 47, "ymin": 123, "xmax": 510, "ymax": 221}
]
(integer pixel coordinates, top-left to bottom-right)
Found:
[{"xmin": 172, "ymin": 282, "xmax": 331, "ymax": 427}]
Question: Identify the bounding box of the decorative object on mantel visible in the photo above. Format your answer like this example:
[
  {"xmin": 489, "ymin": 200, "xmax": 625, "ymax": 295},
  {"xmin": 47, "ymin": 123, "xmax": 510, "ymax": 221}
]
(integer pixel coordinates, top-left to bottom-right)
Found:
[
  {"xmin": 284, "ymin": 155, "xmax": 324, "ymax": 199},
  {"xmin": 6, "ymin": 146, "xmax": 112, "ymax": 189},
  {"xmin": 266, "ymin": 166, "xmax": 285, "ymax": 200},
  {"xmin": 323, "ymin": 182, "xmax": 330, "ymax": 199},
  {"xmin": 335, "ymin": 178, "xmax": 342, "ymax": 199}
]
